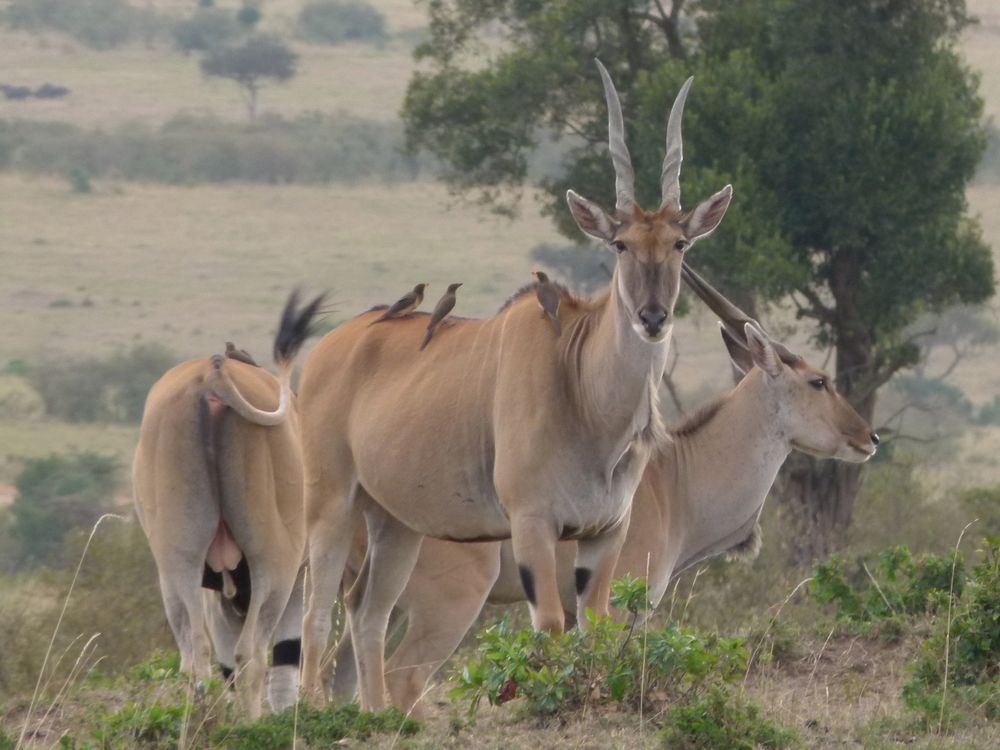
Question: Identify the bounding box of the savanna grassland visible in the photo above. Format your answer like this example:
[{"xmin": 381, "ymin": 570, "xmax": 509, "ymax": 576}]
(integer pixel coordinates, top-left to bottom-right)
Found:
[{"xmin": 2, "ymin": 1, "xmax": 1000, "ymax": 748}]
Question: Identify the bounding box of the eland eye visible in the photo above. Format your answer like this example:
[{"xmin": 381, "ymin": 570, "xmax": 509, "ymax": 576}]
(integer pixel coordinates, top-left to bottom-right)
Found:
[
  {"xmin": 611, "ymin": 239, "xmax": 628, "ymax": 253},
  {"xmin": 674, "ymin": 239, "xmax": 688, "ymax": 251},
  {"xmin": 809, "ymin": 377, "xmax": 826, "ymax": 390}
]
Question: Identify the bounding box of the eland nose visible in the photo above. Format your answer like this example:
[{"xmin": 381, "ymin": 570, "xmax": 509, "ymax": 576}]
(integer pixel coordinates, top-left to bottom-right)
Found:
[
  {"xmin": 870, "ymin": 432, "xmax": 880, "ymax": 446},
  {"xmin": 638, "ymin": 305, "xmax": 669, "ymax": 336}
]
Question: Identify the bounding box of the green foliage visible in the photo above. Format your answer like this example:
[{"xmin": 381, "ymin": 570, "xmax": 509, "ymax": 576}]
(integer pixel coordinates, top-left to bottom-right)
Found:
[
  {"xmin": 3, "ymin": 0, "xmax": 165, "ymax": 50},
  {"xmin": 958, "ymin": 486, "xmax": 1000, "ymax": 538},
  {"xmin": 92, "ymin": 700, "xmax": 188, "ymax": 747},
  {"xmin": 128, "ymin": 650, "xmax": 180, "ymax": 683},
  {"xmin": 297, "ymin": 0, "xmax": 387, "ymax": 46},
  {"xmin": 609, "ymin": 572, "xmax": 654, "ymax": 615},
  {"xmin": 236, "ymin": 2, "xmax": 261, "ymax": 30},
  {"xmin": 172, "ymin": 7, "xmax": 241, "ymax": 55},
  {"xmin": 211, "ymin": 704, "xmax": 419, "ymax": 749},
  {"xmin": 0, "ymin": 114, "xmax": 429, "ymax": 185},
  {"xmin": 450, "ymin": 607, "xmax": 746, "ymax": 717},
  {"xmin": 903, "ymin": 538, "xmax": 1000, "ymax": 726},
  {"xmin": 974, "ymin": 395, "xmax": 1000, "ymax": 426},
  {"xmin": 0, "ymin": 729, "xmax": 14, "ymax": 750},
  {"xmin": 29, "ymin": 343, "xmax": 176, "ymax": 423},
  {"xmin": 9, "ymin": 452, "xmax": 118, "ymax": 566},
  {"xmin": 68, "ymin": 166, "xmax": 92, "ymax": 194},
  {"xmin": 810, "ymin": 545, "xmax": 962, "ymax": 629},
  {"xmin": 662, "ymin": 686, "xmax": 797, "ymax": 750}
]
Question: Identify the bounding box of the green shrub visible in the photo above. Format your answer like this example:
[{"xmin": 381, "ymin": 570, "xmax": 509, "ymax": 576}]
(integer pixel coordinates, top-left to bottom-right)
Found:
[
  {"xmin": 0, "ymin": 374, "xmax": 44, "ymax": 419},
  {"xmin": 451, "ymin": 578, "xmax": 747, "ymax": 717},
  {"xmin": 662, "ymin": 686, "xmax": 797, "ymax": 750},
  {"xmin": 92, "ymin": 701, "xmax": 188, "ymax": 747},
  {"xmin": 67, "ymin": 166, "xmax": 92, "ymax": 193},
  {"xmin": 297, "ymin": 0, "xmax": 387, "ymax": 46},
  {"xmin": 29, "ymin": 343, "xmax": 175, "ymax": 423},
  {"xmin": 211, "ymin": 704, "xmax": 419, "ymax": 749},
  {"xmin": 129, "ymin": 650, "xmax": 180, "ymax": 683},
  {"xmin": 3, "ymin": 0, "xmax": 165, "ymax": 50},
  {"xmin": 958, "ymin": 486, "xmax": 1000, "ymax": 538},
  {"xmin": 9, "ymin": 452, "xmax": 118, "ymax": 566},
  {"xmin": 809, "ymin": 544, "xmax": 962, "ymax": 629},
  {"xmin": 903, "ymin": 538, "xmax": 1000, "ymax": 726},
  {"xmin": 0, "ymin": 728, "xmax": 15, "ymax": 750},
  {"xmin": 172, "ymin": 7, "xmax": 240, "ymax": 54}
]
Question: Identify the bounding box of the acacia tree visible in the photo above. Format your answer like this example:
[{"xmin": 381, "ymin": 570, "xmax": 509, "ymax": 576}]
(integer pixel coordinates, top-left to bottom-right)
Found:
[
  {"xmin": 403, "ymin": 0, "xmax": 995, "ymax": 560},
  {"xmin": 201, "ymin": 33, "xmax": 298, "ymax": 120}
]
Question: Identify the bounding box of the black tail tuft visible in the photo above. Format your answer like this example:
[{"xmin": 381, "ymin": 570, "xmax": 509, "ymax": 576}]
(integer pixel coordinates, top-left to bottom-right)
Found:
[{"xmin": 273, "ymin": 289, "xmax": 328, "ymax": 365}]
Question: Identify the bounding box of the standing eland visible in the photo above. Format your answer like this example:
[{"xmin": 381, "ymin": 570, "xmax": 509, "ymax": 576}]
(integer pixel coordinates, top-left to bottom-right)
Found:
[
  {"xmin": 298, "ymin": 61, "xmax": 733, "ymax": 708},
  {"xmin": 328, "ymin": 266, "xmax": 879, "ymax": 713},
  {"xmin": 133, "ymin": 292, "xmax": 324, "ymax": 718}
]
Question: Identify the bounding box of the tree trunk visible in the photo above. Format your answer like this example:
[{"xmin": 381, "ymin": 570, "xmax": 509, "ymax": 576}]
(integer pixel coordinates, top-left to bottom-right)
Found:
[{"xmin": 776, "ymin": 249, "xmax": 875, "ymax": 564}]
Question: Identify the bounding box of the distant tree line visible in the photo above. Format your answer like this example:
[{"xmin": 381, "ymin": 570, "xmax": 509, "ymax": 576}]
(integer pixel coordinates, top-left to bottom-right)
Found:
[{"xmin": 0, "ymin": 112, "xmax": 434, "ymax": 186}]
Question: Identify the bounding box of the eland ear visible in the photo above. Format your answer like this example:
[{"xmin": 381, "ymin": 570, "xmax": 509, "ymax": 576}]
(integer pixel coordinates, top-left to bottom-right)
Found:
[
  {"xmin": 744, "ymin": 322, "xmax": 782, "ymax": 377},
  {"xmin": 684, "ymin": 185, "xmax": 732, "ymax": 242},
  {"xmin": 719, "ymin": 324, "xmax": 752, "ymax": 384},
  {"xmin": 566, "ymin": 190, "xmax": 618, "ymax": 243}
]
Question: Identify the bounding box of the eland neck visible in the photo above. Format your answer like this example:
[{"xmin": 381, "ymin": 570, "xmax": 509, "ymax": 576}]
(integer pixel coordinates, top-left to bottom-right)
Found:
[
  {"xmin": 569, "ymin": 271, "xmax": 671, "ymax": 454},
  {"xmin": 647, "ymin": 369, "xmax": 791, "ymax": 605}
]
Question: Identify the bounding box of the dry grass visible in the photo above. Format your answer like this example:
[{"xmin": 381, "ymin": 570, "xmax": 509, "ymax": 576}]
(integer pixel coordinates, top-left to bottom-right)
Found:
[{"xmin": 0, "ymin": 420, "xmax": 137, "ymax": 485}]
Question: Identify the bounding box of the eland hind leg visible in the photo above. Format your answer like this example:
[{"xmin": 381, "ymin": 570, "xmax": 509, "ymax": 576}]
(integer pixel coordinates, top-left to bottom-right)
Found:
[{"xmin": 268, "ymin": 564, "xmax": 306, "ymax": 712}]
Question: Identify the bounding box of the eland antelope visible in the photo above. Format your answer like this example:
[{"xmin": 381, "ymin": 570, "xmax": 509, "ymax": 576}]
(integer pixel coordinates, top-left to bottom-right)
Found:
[
  {"xmin": 133, "ymin": 292, "xmax": 323, "ymax": 718},
  {"xmin": 328, "ymin": 266, "xmax": 879, "ymax": 713},
  {"xmin": 298, "ymin": 62, "xmax": 733, "ymax": 708}
]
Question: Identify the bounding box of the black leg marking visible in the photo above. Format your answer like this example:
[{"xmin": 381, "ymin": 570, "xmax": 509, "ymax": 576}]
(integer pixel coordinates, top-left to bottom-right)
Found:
[
  {"xmin": 518, "ymin": 565, "xmax": 536, "ymax": 606},
  {"xmin": 575, "ymin": 567, "xmax": 592, "ymax": 597},
  {"xmin": 220, "ymin": 664, "xmax": 234, "ymax": 686},
  {"xmin": 272, "ymin": 638, "xmax": 301, "ymax": 667},
  {"xmin": 202, "ymin": 564, "xmax": 223, "ymax": 591},
  {"xmin": 232, "ymin": 556, "xmax": 252, "ymax": 616}
]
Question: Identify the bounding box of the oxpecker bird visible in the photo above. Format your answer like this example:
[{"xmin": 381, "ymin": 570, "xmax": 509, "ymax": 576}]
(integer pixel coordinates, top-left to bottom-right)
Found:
[
  {"xmin": 225, "ymin": 341, "xmax": 259, "ymax": 367},
  {"xmin": 368, "ymin": 283, "xmax": 429, "ymax": 326},
  {"xmin": 532, "ymin": 271, "xmax": 561, "ymax": 337},
  {"xmin": 420, "ymin": 283, "xmax": 462, "ymax": 351}
]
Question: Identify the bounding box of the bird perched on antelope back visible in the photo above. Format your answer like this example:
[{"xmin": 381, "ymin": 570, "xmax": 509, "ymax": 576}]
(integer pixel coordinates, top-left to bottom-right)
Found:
[
  {"xmin": 368, "ymin": 283, "xmax": 429, "ymax": 326},
  {"xmin": 225, "ymin": 341, "xmax": 259, "ymax": 366},
  {"xmin": 420, "ymin": 283, "xmax": 462, "ymax": 351},
  {"xmin": 532, "ymin": 271, "xmax": 561, "ymax": 337}
]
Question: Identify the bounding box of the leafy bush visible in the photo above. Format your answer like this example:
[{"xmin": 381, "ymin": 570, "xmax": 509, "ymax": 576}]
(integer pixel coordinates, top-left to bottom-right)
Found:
[
  {"xmin": 662, "ymin": 686, "xmax": 797, "ymax": 750},
  {"xmin": 975, "ymin": 395, "xmax": 1000, "ymax": 426},
  {"xmin": 3, "ymin": 0, "xmax": 165, "ymax": 50},
  {"xmin": 297, "ymin": 0, "xmax": 387, "ymax": 46},
  {"xmin": 129, "ymin": 650, "xmax": 180, "ymax": 683},
  {"xmin": 0, "ymin": 374, "xmax": 44, "ymax": 419},
  {"xmin": 30, "ymin": 343, "xmax": 176, "ymax": 423},
  {"xmin": 903, "ymin": 538, "xmax": 1000, "ymax": 726},
  {"xmin": 93, "ymin": 701, "xmax": 189, "ymax": 747},
  {"xmin": 810, "ymin": 544, "xmax": 962, "ymax": 630},
  {"xmin": 211, "ymin": 704, "xmax": 419, "ymax": 749},
  {"xmin": 959, "ymin": 486, "xmax": 1000, "ymax": 538},
  {"xmin": 172, "ymin": 7, "xmax": 241, "ymax": 55},
  {"xmin": 451, "ymin": 578, "xmax": 747, "ymax": 717},
  {"xmin": 0, "ymin": 113, "xmax": 431, "ymax": 185},
  {"xmin": 9, "ymin": 452, "xmax": 118, "ymax": 566}
]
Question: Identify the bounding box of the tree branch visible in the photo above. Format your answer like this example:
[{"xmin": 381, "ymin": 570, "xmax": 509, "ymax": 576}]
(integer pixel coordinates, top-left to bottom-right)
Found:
[{"xmin": 792, "ymin": 287, "xmax": 835, "ymax": 323}]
